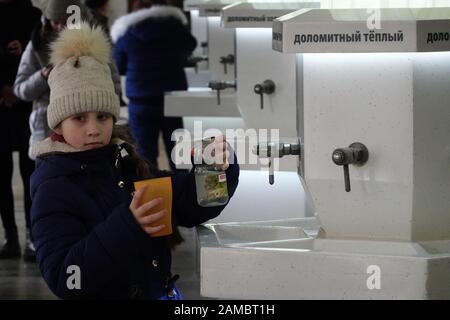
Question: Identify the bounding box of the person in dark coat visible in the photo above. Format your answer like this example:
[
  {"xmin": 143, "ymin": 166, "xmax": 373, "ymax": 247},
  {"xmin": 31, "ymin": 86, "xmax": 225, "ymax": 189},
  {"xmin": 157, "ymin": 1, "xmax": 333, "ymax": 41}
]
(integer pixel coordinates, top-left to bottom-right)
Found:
[
  {"xmin": 0, "ymin": 0, "xmax": 41, "ymax": 261},
  {"xmin": 30, "ymin": 23, "xmax": 239, "ymax": 299},
  {"xmin": 84, "ymin": 0, "xmax": 111, "ymax": 34},
  {"xmin": 111, "ymin": 0, "xmax": 197, "ymax": 172}
]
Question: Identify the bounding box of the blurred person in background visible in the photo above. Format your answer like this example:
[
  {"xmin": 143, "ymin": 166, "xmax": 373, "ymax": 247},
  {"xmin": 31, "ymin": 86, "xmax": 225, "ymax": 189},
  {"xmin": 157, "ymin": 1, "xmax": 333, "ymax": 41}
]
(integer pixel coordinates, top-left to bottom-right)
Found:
[
  {"xmin": 111, "ymin": 0, "xmax": 197, "ymax": 172},
  {"xmin": 0, "ymin": 0, "xmax": 41, "ymax": 261},
  {"xmin": 84, "ymin": 0, "xmax": 111, "ymax": 34}
]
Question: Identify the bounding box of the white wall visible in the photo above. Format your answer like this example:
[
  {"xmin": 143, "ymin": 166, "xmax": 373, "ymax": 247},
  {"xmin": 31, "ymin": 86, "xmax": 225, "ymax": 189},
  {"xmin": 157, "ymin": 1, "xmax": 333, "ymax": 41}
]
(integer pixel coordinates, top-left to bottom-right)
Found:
[
  {"xmin": 209, "ymin": 170, "xmax": 310, "ymax": 223},
  {"xmin": 108, "ymin": 0, "xmax": 128, "ymax": 26}
]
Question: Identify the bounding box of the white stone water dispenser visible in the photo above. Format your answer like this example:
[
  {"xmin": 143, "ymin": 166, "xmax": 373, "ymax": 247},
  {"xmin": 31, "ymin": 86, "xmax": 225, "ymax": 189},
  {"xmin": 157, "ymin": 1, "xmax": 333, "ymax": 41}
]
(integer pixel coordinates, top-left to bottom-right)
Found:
[{"xmin": 197, "ymin": 6, "xmax": 450, "ymax": 299}]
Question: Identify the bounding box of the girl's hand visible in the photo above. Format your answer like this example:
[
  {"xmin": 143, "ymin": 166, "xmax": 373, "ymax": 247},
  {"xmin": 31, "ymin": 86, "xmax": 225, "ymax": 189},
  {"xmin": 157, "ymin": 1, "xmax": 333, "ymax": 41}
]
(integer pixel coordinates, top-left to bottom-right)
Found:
[
  {"xmin": 129, "ymin": 185, "xmax": 167, "ymax": 236},
  {"xmin": 198, "ymin": 135, "xmax": 230, "ymax": 171},
  {"xmin": 41, "ymin": 65, "xmax": 53, "ymax": 80}
]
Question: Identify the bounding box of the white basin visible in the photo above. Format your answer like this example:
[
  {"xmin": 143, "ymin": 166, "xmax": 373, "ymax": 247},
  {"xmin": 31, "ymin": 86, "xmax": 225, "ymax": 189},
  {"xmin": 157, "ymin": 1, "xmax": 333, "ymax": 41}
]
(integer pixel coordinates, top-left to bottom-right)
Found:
[
  {"xmin": 212, "ymin": 217, "xmax": 321, "ymax": 238},
  {"xmin": 164, "ymin": 88, "xmax": 240, "ymax": 117},
  {"xmin": 234, "ymin": 238, "xmax": 431, "ymax": 256},
  {"xmin": 207, "ymin": 224, "xmax": 308, "ymax": 245},
  {"xmin": 198, "ymin": 218, "xmax": 450, "ymax": 299}
]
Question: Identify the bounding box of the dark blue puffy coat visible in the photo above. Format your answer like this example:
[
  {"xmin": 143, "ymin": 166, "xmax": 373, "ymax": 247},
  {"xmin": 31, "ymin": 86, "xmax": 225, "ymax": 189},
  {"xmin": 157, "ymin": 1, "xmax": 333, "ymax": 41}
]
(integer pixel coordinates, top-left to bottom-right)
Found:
[
  {"xmin": 111, "ymin": 5, "xmax": 197, "ymax": 99},
  {"xmin": 30, "ymin": 142, "xmax": 239, "ymax": 299}
]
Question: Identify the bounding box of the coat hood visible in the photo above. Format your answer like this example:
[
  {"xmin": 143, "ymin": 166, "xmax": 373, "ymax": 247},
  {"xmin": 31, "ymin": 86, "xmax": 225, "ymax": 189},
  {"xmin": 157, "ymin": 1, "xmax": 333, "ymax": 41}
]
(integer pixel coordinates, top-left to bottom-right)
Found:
[{"xmin": 110, "ymin": 5, "xmax": 188, "ymax": 43}]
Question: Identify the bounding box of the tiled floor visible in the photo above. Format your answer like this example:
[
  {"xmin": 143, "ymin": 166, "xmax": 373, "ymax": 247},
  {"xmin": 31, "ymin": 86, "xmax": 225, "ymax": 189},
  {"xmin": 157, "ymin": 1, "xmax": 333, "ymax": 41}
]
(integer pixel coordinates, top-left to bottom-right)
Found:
[{"xmin": 0, "ymin": 147, "xmax": 208, "ymax": 300}]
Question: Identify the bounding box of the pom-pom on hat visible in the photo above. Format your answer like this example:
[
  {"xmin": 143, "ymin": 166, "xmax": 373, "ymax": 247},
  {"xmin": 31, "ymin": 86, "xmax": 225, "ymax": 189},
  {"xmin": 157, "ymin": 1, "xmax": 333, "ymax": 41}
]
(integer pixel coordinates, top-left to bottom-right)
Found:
[{"xmin": 47, "ymin": 22, "xmax": 120, "ymax": 129}]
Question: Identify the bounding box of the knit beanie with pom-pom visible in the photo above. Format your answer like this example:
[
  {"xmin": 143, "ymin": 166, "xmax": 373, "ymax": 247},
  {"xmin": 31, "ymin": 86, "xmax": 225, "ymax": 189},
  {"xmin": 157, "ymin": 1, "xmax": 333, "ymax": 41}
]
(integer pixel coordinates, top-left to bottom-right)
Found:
[{"xmin": 47, "ymin": 21, "xmax": 120, "ymax": 129}]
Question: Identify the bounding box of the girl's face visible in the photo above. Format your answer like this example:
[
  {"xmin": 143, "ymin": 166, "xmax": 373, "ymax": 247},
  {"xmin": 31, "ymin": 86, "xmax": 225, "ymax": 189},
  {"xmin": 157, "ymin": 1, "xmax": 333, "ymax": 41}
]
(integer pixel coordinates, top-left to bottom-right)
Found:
[
  {"xmin": 50, "ymin": 19, "xmax": 66, "ymax": 33},
  {"xmin": 54, "ymin": 112, "xmax": 114, "ymax": 151}
]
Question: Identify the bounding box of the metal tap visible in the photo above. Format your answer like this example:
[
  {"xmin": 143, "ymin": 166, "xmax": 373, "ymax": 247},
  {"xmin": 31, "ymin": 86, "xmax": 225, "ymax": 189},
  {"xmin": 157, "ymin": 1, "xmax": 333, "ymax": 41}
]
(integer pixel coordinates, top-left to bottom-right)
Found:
[
  {"xmin": 332, "ymin": 142, "xmax": 369, "ymax": 192},
  {"xmin": 253, "ymin": 141, "xmax": 301, "ymax": 185},
  {"xmin": 201, "ymin": 41, "xmax": 208, "ymax": 56},
  {"xmin": 187, "ymin": 56, "xmax": 209, "ymax": 73},
  {"xmin": 208, "ymin": 80, "xmax": 236, "ymax": 105},
  {"xmin": 254, "ymin": 80, "xmax": 275, "ymax": 110},
  {"xmin": 219, "ymin": 54, "xmax": 235, "ymax": 74}
]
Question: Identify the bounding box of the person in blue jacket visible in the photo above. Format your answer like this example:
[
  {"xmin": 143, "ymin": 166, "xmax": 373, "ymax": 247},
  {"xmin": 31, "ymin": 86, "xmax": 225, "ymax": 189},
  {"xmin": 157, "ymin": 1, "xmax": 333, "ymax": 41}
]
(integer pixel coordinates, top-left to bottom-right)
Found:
[
  {"xmin": 30, "ymin": 23, "xmax": 239, "ymax": 299},
  {"xmin": 110, "ymin": 0, "xmax": 197, "ymax": 172}
]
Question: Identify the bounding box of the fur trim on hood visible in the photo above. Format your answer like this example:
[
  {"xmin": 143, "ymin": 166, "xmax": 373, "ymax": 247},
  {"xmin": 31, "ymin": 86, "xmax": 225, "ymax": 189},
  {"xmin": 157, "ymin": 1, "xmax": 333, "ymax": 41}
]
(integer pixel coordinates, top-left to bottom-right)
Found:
[
  {"xmin": 30, "ymin": 137, "xmax": 125, "ymax": 158},
  {"xmin": 110, "ymin": 5, "xmax": 188, "ymax": 43}
]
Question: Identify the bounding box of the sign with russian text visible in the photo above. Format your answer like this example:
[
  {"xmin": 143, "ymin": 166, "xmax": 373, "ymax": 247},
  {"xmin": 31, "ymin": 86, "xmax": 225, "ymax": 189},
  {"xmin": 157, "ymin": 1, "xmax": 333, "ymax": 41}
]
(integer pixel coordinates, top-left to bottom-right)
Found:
[{"xmin": 273, "ymin": 8, "xmax": 450, "ymax": 53}]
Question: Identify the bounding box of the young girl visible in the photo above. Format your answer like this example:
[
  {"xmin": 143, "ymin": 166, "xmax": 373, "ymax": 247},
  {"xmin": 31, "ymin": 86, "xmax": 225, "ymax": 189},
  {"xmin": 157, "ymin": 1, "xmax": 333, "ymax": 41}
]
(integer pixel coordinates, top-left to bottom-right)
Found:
[
  {"xmin": 30, "ymin": 23, "xmax": 239, "ymax": 299},
  {"xmin": 14, "ymin": 0, "xmax": 122, "ymax": 160}
]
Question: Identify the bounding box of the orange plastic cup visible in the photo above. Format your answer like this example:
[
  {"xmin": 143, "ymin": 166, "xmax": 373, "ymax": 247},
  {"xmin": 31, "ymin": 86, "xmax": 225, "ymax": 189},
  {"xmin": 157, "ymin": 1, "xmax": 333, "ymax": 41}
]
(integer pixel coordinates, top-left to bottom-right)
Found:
[{"xmin": 134, "ymin": 177, "xmax": 173, "ymax": 237}]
